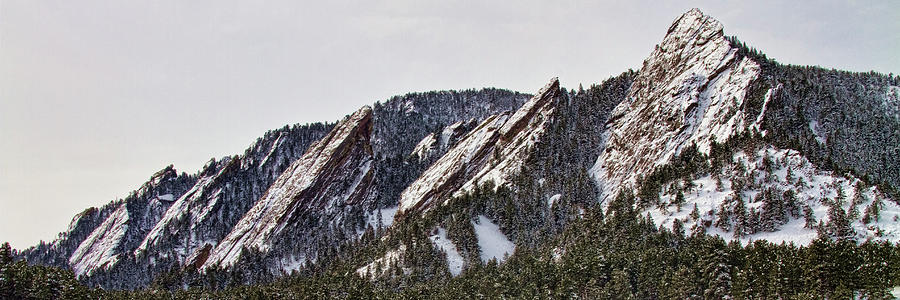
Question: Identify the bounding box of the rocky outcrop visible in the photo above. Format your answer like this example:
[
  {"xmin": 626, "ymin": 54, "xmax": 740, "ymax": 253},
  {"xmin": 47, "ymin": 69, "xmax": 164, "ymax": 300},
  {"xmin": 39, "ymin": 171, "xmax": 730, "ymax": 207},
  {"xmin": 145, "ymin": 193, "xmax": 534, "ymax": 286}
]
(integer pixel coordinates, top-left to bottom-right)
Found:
[
  {"xmin": 399, "ymin": 78, "xmax": 560, "ymax": 214},
  {"xmin": 410, "ymin": 118, "xmax": 479, "ymax": 162},
  {"xmin": 133, "ymin": 123, "xmax": 332, "ymax": 270},
  {"xmin": 593, "ymin": 9, "xmax": 764, "ymax": 198},
  {"xmin": 63, "ymin": 166, "xmax": 194, "ymax": 276},
  {"xmin": 203, "ymin": 106, "xmax": 375, "ymax": 269}
]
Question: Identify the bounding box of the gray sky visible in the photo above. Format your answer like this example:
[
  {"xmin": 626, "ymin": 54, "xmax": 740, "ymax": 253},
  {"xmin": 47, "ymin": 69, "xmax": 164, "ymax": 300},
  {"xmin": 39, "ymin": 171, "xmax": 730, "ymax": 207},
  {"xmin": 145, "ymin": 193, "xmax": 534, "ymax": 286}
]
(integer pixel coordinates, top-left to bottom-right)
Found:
[{"xmin": 1, "ymin": 0, "xmax": 898, "ymax": 249}]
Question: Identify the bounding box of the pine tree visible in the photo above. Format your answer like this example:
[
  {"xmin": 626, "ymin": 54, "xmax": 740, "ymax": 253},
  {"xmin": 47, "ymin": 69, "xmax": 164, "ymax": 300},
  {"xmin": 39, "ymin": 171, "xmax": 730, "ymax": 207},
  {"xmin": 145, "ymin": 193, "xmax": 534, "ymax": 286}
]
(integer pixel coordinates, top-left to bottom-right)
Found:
[{"xmin": 803, "ymin": 206, "xmax": 817, "ymax": 229}]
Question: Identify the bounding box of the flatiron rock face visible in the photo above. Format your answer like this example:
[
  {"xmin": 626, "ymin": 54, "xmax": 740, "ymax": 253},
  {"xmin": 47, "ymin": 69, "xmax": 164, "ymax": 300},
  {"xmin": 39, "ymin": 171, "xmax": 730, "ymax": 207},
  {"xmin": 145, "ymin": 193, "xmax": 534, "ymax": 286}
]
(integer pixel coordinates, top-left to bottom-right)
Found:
[
  {"xmin": 399, "ymin": 78, "xmax": 560, "ymax": 214},
  {"xmin": 593, "ymin": 8, "xmax": 764, "ymax": 198},
  {"xmin": 204, "ymin": 106, "xmax": 375, "ymax": 269}
]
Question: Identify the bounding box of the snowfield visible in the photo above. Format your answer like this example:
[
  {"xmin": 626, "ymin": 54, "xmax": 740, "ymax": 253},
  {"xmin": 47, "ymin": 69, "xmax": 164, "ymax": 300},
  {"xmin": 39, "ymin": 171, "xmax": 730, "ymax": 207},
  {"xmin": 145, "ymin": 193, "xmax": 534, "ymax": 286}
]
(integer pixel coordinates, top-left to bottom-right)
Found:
[
  {"xmin": 473, "ymin": 215, "xmax": 516, "ymax": 263},
  {"xmin": 428, "ymin": 228, "xmax": 464, "ymax": 276},
  {"xmin": 644, "ymin": 146, "xmax": 900, "ymax": 246}
]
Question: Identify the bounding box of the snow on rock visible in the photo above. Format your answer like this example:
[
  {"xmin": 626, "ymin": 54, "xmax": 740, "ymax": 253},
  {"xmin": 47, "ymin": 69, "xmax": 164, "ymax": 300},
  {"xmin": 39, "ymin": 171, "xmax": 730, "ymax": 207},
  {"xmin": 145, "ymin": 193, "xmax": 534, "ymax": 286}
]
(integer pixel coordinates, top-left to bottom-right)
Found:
[
  {"xmin": 203, "ymin": 106, "xmax": 375, "ymax": 269},
  {"xmin": 156, "ymin": 194, "xmax": 175, "ymax": 201},
  {"xmin": 428, "ymin": 228, "xmax": 464, "ymax": 276},
  {"xmin": 134, "ymin": 124, "xmax": 332, "ymax": 267},
  {"xmin": 593, "ymin": 8, "xmax": 765, "ymax": 200},
  {"xmin": 472, "ymin": 215, "xmax": 515, "ymax": 263},
  {"xmin": 410, "ymin": 119, "xmax": 480, "ymax": 161},
  {"xmin": 135, "ymin": 158, "xmax": 238, "ymax": 260},
  {"xmin": 364, "ymin": 206, "xmax": 400, "ymax": 232},
  {"xmin": 399, "ymin": 78, "xmax": 560, "ymax": 214},
  {"xmin": 645, "ymin": 146, "xmax": 900, "ymax": 246},
  {"xmin": 69, "ymin": 204, "xmax": 129, "ymax": 277},
  {"xmin": 355, "ymin": 245, "xmax": 407, "ymax": 280},
  {"xmin": 548, "ymin": 194, "xmax": 562, "ymax": 208},
  {"xmin": 410, "ymin": 133, "xmax": 437, "ymax": 159}
]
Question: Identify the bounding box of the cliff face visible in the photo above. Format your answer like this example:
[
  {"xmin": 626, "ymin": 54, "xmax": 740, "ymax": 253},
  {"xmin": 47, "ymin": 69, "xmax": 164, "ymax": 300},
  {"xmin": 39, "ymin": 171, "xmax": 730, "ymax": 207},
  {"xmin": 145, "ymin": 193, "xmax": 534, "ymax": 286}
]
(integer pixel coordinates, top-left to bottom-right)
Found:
[
  {"xmin": 399, "ymin": 78, "xmax": 560, "ymax": 214},
  {"xmin": 61, "ymin": 166, "xmax": 195, "ymax": 277},
  {"xmin": 589, "ymin": 9, "xmax": 900, "ymax": 246},
  {"xmin": 593, "ymin": 8, "xmax": 764, "ymax": 199},
  {"xmin": 134, "ymin": 123, "xmax": 332, "ymax": 270},
  {"xmin": 204, "ymin": 106, "xmax": 375, "ymax": 269}
]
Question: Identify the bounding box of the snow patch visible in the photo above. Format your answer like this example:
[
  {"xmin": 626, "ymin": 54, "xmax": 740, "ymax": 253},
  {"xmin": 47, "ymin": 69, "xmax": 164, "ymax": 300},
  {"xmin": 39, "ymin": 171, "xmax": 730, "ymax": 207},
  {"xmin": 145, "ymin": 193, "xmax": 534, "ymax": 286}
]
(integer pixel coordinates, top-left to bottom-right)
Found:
[
  {"xmin": 355, "ymin": 245, "xmax": 407, "ymax": 279},
  {"xmin": 472, "ymin": 215, "xmax": 515, "ymax": 263},
  {"xmin": 884, "ymin": 86, "xmax": 900, "ymax": 120},
  {"xmin": 548, "ymin": 194, "xmax": 561, "ymax": 208},
  {"xmin": 364, "ymin": 206, "xmax": 399, "ymax": 231},
  {"xmin": 410, "ymin": 133, "xmax": 437, "ymax": 159},
  {"xmin": 644, "ymin": 146, "xmax": 899, "ymax": 246},
  {"xmin": 808, "ymin": 120, "xmax": 826, "ymax": 145},
  {"xmin": 278, "ymin": 255, "xmax": 306, "ymax": 274},
  {"xmin": 428, "ymin": 228, "xmax": 464, "ymax": 276}
]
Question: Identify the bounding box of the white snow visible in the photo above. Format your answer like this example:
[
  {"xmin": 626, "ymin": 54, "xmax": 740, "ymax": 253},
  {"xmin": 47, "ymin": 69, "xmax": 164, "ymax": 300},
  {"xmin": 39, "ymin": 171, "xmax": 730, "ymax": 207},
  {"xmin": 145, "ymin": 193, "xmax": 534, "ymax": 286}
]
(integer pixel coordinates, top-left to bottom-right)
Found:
[
  {"xmin": 278, "ymin": 255, "xmax": 306, "ymax": 274},
  {"xmin": 472, "ymin": 215, "xmax": 515, "ymax": 263},
  {"xmin": 400, "ymin": 78, "xmax": 558, "ymax": 214},
  {"xmin": 884, "ymin": 86, "xmax": 900, "ymax": 120},
  {"xmin": 355, "ymin": 245, "xmax": 406, "ymax": 279},
  {"xmin": 69, "ymin": 204, "xmax": 130, "ymax": 276},
  {"xmin": 548, "ymin": 194, "xmax": 561, "ymax": 208},
  {"xmin": 364, "ymin": 206, "xmax": 399, "ymax": 231},
  {"xmin": 157, "ymin": 194, "xmax": 175, "ymax": 201},
  {"xmin": 410, "ymin": 133, "xmax": 437, "ymax": 159},
  {"xmin": 258, "ymin": 132, "xmax": 284, "ymax": 168},
  {"xmin": 399, "ymin": 113, "xmax": 509, "ymax": 212},
  {"xmin": 380, "ymin": 206, "xmax": 398, "ymax": 228},
  {"xmin": 428, "ymin": 228, "xmax": 464, "ymax": 276},
  {"xmin": 808, "ymin": 120, "xmax": 826, "ymax": 145},
  {"xmin": 644, "ymin": 146, "xmax": 900, "ymax": 246}
]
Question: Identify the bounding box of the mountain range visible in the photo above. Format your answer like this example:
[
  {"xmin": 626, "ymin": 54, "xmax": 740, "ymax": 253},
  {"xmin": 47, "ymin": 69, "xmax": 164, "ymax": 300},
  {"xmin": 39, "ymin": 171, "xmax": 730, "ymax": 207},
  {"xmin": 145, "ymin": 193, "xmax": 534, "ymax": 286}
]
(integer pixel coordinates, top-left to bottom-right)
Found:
[{"xmin": 10, "ymin": 8, "xmax": 900, "ymax": 296}]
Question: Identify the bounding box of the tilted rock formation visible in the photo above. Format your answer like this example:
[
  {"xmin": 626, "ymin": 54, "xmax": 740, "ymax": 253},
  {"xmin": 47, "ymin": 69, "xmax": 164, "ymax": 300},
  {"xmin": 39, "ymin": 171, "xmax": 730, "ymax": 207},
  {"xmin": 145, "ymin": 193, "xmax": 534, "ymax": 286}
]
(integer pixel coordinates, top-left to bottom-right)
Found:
[
  {"xmin": 203, "ymin": 106, "xmax": 375, "ymax": 268},
  {"xmin": 399, "ymin": 78, "xmax": 560, "ymax": 214},
  {"xmin": 593, "ymin": 8, "xmax": 764, "ymax": 198}
]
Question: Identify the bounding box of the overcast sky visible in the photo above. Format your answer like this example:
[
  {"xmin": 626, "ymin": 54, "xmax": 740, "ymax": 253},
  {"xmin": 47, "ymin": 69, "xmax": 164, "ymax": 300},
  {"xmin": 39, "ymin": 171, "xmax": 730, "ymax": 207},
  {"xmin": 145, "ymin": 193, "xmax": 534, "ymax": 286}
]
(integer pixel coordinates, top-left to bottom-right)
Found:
[{"xmin": 1, "ymin": 0, "xmax": 898, "ymax": 249}]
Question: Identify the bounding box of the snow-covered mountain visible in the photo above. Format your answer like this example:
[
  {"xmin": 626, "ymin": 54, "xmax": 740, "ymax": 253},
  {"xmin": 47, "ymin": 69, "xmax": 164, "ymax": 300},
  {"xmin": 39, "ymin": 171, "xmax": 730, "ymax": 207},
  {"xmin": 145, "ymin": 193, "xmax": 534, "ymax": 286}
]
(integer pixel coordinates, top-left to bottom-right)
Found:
[
  {"xmin": 399, "ymin": 78, "xmax": 560, "ymax": 215},
  {"xmin": 15, "ymin": 8, "xmax": 899, "ymax": 290},
  {"xmin": 592, "ymin": 8, "xmax": 899, "ymax": 245},
  {"xmin": 593, "ymin": 8, "xmax": 762, "ymax": 197},
  {"xmin": 204, "ymin": 106, "xmax": 376, "ymax": 269},
  {"xmin": 23, "ymin": 166, "xmax": 196, "ymax": 278},
  {"xmin": 18, "ymin": 88, "xmax": 527, "ymax": 288}
]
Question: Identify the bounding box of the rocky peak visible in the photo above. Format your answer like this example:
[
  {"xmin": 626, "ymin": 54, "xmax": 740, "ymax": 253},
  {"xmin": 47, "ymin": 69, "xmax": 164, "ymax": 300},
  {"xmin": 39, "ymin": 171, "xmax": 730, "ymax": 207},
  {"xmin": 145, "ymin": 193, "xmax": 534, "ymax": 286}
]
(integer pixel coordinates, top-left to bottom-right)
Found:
[
  {"xmin": 593, "ymin": 9, "xmax": 764, "ymax": 198},
  {"xmin": 399, "ymin": 78, "xmax": 560, "ymax": 214},
  {"xmin": 66, "ymin": 165, "xmax": 195, "ymax": 277},
  {"xmin": 202, "ymin": 106, "xmax": 375, "ymax": 269}
]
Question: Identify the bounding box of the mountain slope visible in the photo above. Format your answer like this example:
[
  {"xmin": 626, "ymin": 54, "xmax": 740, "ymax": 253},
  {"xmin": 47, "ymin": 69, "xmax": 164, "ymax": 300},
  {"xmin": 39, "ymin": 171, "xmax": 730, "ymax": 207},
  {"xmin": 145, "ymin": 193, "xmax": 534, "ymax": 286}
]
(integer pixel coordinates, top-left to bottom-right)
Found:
[
  {"xmin": 24, "ymin": 166, "xmax": 196, "ymax": 278},
  {"xmin": 11, "ymin": 8, "xmax": 899, "ymax": 292},
  {"xmin": 133, "ymin": 123, "xmax": 332, "ymax": 269},
  {"xmin": 593, "ymin": 8, "xmax": 763, "ymax": 198},
  {"xmin": 399, "ymin": 78, "xmax": 560, "ymax": 215},
  {"xmin": 204, "ymin": 106, "xmax": 375, "ymax": 269},
  {"xmin": 591, "ymin": 8, "xmax": 900, "ymax": 245}
]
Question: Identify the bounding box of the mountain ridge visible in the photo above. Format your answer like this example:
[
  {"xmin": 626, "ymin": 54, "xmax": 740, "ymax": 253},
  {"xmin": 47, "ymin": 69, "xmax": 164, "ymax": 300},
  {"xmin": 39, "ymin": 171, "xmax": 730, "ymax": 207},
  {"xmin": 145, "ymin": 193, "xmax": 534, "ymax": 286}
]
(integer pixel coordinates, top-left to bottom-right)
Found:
[{"xmin": 11, "ymin": 8, "xmax": 899, "ymax": 292}]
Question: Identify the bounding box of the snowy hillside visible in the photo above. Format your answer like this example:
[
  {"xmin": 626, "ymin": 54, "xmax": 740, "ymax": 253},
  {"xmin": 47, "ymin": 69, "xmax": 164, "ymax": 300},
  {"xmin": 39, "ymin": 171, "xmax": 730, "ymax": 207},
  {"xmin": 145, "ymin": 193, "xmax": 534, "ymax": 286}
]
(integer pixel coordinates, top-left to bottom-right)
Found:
[{"xmin": 646, "ymin": 146, "xmax": 899, "ymax": 246}]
